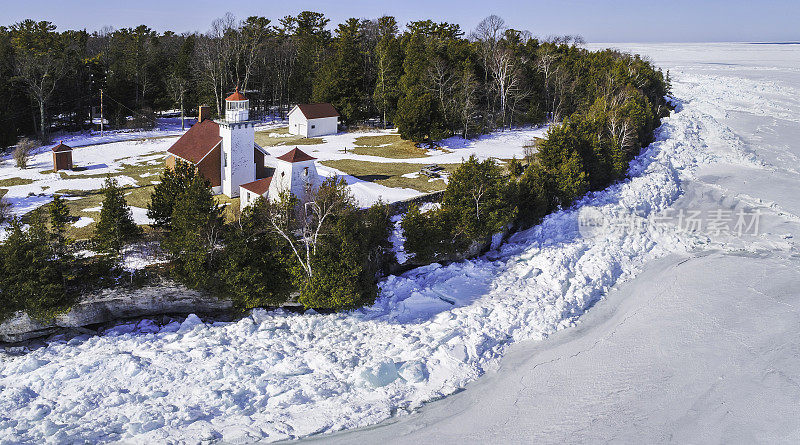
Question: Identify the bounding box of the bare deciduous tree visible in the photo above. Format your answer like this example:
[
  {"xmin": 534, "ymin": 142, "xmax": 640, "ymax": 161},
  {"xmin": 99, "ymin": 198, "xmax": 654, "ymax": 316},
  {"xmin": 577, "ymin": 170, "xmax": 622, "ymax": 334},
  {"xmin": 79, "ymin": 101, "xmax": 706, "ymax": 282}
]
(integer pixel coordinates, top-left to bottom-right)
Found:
[
  {"xmin": 456, "ymin": 64, "xmax": 479, "ymax": 138},
  {"xmin": 265, "ymin": 177, "xmax": 353, "ymax": 278},
  {"xmin": 489, "ymin": 46, "xmax": 521, "ymax": 129},
  {"xmin": 13, "ymin": 137, "xmax": 36, "ymax": 169},
  {"xmin": 166, "ymin": 74, "xmax": 188, "ymax": 130},
  {"xmin": 10, "ymin": 20, "xmax": 68, "ymax": 142}
]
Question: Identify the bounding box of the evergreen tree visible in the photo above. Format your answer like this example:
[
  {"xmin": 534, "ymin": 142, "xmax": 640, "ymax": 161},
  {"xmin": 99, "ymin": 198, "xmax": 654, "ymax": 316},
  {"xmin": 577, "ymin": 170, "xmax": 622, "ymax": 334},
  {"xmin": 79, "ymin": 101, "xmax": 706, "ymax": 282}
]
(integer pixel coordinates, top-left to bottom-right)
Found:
[
  {"xmin": 289, "ymin": 11, "xmax": 331, "ymax": 103},
  {"xmin": 372, "ymin": 16, "xmax": 403, "ymax": 126},
  {"xmin": 0, "ymin": 215, "xmax": 71, "ymax": 321},
  {"xmin": 92, "ymin": 177, "xmax": 141, "ymax": 254},
  {"xmin": 312, "ymin": 18, "xmax": 366, "ymax": 124},
  {"xmin": 48, "ymin": 194, "xmax": 72, "ymax": 256},
  {"xmin": 442, "ymin": 155, "xmax": 515, "ymax": 241},
  {"xmin": 402, "ymin": 157, "xmax": 514, "ymax": 262},
  {"xmin": 401, "ymin": 203, "xmax": 452, "ymax": 263},
  {"xmin": 147, "ymin": 160, "xmax": 197, "ymax": 229},
  {"xmin": 298, "ymin": 201, "xmax": 393, "ymax": 310},
  {"xmin": 163, "ymin": 175, "xmax": 222, "ymax": 289},
  {"xmin": 394, "ymin": 30, "xmax": 444, "ymax": 143},
  {"xmin": 219, "ymin": 198, "xmax": 295, "ymax": 308}
]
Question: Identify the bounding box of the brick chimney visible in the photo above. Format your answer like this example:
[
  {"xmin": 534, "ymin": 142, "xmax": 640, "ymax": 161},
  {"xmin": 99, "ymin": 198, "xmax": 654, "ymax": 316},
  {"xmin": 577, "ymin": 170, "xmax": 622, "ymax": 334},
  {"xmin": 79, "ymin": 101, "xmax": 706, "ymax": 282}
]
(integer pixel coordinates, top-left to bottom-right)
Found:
[{"xmin": 198, "ymin": 105, "xmax": 211, "ymax": 123}]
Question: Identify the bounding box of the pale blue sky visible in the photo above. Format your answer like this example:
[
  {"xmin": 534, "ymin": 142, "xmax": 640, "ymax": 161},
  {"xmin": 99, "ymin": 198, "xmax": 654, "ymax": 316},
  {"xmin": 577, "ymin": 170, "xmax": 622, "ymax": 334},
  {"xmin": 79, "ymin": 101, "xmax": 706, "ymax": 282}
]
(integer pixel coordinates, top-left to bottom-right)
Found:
[{"xmin": 3, "ymin": 0, "xmax": 799, "ymax": 42}]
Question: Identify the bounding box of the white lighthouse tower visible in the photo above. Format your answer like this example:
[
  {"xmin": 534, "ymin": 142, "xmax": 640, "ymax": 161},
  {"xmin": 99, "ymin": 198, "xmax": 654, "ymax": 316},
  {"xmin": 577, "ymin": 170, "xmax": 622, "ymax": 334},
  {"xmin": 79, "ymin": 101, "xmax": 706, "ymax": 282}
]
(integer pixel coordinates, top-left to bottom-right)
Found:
[{"xmin": 219, "ymin": 89, "xmax": 255, "ymax": 198}]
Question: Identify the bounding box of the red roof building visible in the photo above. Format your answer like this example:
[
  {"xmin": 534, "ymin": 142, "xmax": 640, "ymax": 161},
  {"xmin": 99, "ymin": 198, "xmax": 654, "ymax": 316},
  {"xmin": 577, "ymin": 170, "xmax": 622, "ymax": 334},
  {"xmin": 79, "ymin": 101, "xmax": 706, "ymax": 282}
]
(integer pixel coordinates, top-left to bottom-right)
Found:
[
  {"xmin": 52, "ymin": 141, "xmax": 73, "ymax": 171},
  {"xmin": 166, "ymin": 119, "xmax": 222, "ymax": 164},
  {"xmin": 294, "ymin": 103, "xmax": 339, "ymax": 119},
  {"xmin": 240, "ymin": 177, "xmax": 272, "ymax": 195},
  {"xmin": 276, "ymin": 147, "xmax": 316, "ymax": 163}
]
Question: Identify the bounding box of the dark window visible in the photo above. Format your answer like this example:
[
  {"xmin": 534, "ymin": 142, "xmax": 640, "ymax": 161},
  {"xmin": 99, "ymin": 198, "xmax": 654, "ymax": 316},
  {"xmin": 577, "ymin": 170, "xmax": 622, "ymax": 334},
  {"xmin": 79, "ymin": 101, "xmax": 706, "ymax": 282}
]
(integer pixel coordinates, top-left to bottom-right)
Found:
[{"xmin": 311, "ymin": 125, "xmax": 316, "ymax": 129}]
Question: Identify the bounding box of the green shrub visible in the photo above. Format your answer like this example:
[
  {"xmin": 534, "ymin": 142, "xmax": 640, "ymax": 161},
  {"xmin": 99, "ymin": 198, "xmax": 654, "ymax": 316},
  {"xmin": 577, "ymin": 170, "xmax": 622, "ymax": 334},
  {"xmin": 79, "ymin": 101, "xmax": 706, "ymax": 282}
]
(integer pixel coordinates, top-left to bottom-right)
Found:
[
  {"xmin": 92, "ymin": 177, "xmax": 141, "ymax": 254},
  {"xmin": 401, "ymin": 204, "xmax": 453, "ymax": 263},
  {"xmin": 147, "ymin": 160, "xmax": 197, "ymax": 229},
  {"xmin": 162, "ymin": 175, "xmax": 222, "ymax": 289},
  {"xmin": 402, "ymin": 156, "xmax": 516, "ymax": 262},
  {"xmin": 219, "ymin": 198, "xmax": 295, "ymax": 309},
  {"xmin": 0, "ymin": 216, "xmax": 73, "ymax": 322},
  {"xmin": 298, "ymin": 203, "xmax": 393, "ymax": 310}
]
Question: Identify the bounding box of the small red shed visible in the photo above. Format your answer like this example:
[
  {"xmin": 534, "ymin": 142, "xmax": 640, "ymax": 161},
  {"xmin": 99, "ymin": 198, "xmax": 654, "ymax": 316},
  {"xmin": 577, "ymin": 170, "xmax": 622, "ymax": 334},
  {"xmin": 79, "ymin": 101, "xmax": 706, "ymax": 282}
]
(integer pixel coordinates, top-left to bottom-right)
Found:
[{"xmin": 52, "ymin": 141, "xmax": 73, "ymax": 171}]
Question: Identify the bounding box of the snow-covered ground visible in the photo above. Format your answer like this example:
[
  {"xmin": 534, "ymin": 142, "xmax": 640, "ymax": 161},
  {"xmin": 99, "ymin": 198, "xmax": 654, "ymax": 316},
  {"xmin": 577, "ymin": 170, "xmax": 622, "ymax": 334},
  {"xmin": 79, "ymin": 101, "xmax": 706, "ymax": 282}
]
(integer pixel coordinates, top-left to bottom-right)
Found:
[
  {"xmin": 298, "ymin": 126, "xmax": 548, "ymax": 165},
  {"xmin": 0, "ymin": 119, "xmax": 545, "ymax": 221},
  {"xmin": 312, "ymin": 43, "xmax": 800, "ymax": 443},
  {"xmin": 2, "ymin": 43, "xmax": 798, "ymax": 444}
]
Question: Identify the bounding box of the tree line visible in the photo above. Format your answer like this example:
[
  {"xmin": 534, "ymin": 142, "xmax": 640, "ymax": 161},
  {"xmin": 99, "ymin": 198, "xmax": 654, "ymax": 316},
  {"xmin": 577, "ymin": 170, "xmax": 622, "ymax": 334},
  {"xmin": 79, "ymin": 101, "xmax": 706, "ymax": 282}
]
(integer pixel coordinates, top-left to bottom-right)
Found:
[
  {"xmin": 0, "ymin": 167, "xmax": 394, "ymax": 322},
  {"xmin": 401, "ymin": 46, "xmax": 670, "ymax": 263},
  {"xmin": 1, "ymin": 13, "xmax": 668, "ymax": 147}
]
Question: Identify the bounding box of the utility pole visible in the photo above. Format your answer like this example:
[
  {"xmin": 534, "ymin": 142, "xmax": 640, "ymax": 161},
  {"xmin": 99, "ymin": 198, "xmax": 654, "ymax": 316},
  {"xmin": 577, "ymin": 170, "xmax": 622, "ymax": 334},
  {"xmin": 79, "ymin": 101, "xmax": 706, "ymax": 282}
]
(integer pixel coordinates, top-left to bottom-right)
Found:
[
  {"xmin": 180, "ymin": 88, "xmax": 185, "ymax": 131},
  {"xmin": 100, "ymin": 89, "xmax": 104, "ymax": 136}
]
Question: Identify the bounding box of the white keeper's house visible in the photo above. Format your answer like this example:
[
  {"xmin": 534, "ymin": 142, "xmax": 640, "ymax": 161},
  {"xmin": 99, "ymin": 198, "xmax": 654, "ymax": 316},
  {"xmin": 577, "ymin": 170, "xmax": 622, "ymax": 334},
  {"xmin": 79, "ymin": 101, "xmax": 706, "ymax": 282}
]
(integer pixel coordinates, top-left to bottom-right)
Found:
[
  {"xmin": 288, "ymin": 103, "xmax": 340, "ymax": 137},
  {"xmin": 165, "ymin": 89, "xmax": 321, "ymax": 210}
]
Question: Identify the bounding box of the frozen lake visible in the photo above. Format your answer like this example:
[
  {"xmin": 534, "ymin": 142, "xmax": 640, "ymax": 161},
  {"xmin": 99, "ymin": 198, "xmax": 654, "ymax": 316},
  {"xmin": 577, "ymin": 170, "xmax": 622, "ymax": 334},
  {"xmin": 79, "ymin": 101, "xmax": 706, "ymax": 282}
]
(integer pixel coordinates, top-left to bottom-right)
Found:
[{"xmin": 313, "ymin": 42, "xmax": 800, "ymax": 444}]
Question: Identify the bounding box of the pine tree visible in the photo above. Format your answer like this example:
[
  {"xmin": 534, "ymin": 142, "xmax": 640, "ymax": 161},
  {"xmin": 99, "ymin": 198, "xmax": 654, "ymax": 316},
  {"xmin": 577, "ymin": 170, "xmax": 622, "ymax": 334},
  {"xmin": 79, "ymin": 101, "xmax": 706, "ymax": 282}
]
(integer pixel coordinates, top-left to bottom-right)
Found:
[
  {"xmin": 373, "ymin": 16, "xmax": 403, "ymax": 127},
  {"xmin": 312, "ymin": 18, "xmax": 366, "ymax": 124},
  {"xmin": 92, "ymin": 177, "xmax": 141, "ymax": 254},
  {"xmin": 395, "ymin": 31, "xmax": 443, "ymax": 143},
  {"xmin": 0, "ymin": 215, "xmax": 71, "ymax": 321},
  {"xmin": 147, "ymin": 160, "xmax": 197, "ymax": 229},
  {"xmin": 298, "ymin": 201, "xmax": 392, "ymax": 310},
  {"xmin": 443, "ymin": 155, "xmax": 515, "ymax": 241},
  {"xmin": 219, "ymin": 198, "xmax": 295, "ymax": 308},
  {"xmin": 514, "ymin": 164, "xmax": 553, "ymax": 227},
  {"xmin": 163, "ymin": 175, "xmax": 222, "ymax": 288},
  {"xmin": 48, "ymin": 194, "xmax": 71, "ymax": 257}
]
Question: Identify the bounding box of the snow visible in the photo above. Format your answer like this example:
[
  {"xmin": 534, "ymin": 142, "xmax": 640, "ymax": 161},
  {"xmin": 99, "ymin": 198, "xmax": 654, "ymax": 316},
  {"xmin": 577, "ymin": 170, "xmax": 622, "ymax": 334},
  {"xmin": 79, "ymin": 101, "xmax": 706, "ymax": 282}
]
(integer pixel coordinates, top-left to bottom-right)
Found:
[
  {"xmin": 129, "ymin": 206, "xmax": 153, "ymax": 225},
  {"xmin": 276, "ymin": 126, "xmax": 547, "ymax": 166},
  {"xmin": 2, "ymin": 43, "xmax": 798, "ymax": 444},
  {"xmin": 72, "ymin": 216, "xmax": 94, "ymax": 228},
  {"xmin": 316, "ymin": 42, "xmax": 800, "ymax": 443},
  {"xmin": 1, "ymin": 122, "xmax": 544, "ymax": 227},
  {"xmin": 272, "ymin": 126, "xmax": 545, "ymax": 207},
  {"xmin": 0, "ymin": 136, "xmax": 172, "ymax": 222}
]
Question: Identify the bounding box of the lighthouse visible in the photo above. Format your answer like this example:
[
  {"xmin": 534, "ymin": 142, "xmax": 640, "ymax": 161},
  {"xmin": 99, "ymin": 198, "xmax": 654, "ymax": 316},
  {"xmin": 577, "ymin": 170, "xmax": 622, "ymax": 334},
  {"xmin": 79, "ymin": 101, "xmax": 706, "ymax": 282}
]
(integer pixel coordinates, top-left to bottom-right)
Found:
[{"xmin": 218, "ymin": 89, "xmax": 255, "ymax": 198}]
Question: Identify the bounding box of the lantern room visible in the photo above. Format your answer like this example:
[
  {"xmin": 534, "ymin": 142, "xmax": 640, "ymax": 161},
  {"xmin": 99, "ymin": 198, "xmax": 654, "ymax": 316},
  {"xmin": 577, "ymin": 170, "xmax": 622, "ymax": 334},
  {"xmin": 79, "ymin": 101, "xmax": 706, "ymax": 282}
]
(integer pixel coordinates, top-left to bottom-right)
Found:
[{"xmin": 225, "ymin": 88, "xmax": 249, "ymax": 123}]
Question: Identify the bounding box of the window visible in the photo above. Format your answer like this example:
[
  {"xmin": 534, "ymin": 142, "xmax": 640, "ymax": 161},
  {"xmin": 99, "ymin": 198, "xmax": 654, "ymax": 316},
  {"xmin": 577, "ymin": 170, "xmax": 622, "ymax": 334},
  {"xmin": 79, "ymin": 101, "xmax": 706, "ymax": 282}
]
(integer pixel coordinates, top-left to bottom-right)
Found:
[
  {"xmin": 311, "ymin": 124, "xmax": 316, "ymax": 129},
  {"xmin": 223, "ymin": 153, "xmax": 227, "ymax": 167},
  {"xmin": 303, "ymin": 167, "xmax": 309, "ymax": 176}
]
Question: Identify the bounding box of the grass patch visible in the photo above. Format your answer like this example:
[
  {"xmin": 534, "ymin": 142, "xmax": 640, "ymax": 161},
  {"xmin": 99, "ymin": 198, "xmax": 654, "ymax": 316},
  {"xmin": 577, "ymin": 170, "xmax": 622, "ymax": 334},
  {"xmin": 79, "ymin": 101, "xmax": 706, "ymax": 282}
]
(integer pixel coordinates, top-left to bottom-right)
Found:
[
  {"xmin": 0, "ymin": 189, "xmax": 6, "ymax": 198},
  {"xmin": 0, "ymin": 177, "xmax": 34, "ymax": 187},
  {"xmin": 57, "ymin": 159, "xmax": 165, "ymax": 186},
  {"xmin": 214, "ymin": 194, "xmax": 241, "ymax": 223},
  {"xmin": 289, "ymin": 138, "xmax": 324, "ymax": 146},
  {"xmin": 48, "ymin": 184, "xmax": 156, "ymax": 240},
  {"xmin": 123, "ymin": 185, "xmax": 155, "ymax": 209},
  {"xmin": 320, "ymin": 159, "xmax": 460, "ymax": 193},
  {"xmin": 254, "ymin": 127, "xmax": 324, "ymax": 148},
  {"xmin": 351, "ymin": 134, "xmax": 428, "ymax": 159}
]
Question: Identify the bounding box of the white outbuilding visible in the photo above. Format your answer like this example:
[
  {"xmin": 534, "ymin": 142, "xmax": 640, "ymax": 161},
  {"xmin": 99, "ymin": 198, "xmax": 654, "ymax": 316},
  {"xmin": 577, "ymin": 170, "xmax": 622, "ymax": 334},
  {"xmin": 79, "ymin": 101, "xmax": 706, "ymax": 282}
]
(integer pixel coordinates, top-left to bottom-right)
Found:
[
  {"xmin": 239, "ymin": 147, "xmax": 321, "ymax": 211},
  {"xmin": 288, "ymin": 103, "xmax": 340, "ymax": 137}
]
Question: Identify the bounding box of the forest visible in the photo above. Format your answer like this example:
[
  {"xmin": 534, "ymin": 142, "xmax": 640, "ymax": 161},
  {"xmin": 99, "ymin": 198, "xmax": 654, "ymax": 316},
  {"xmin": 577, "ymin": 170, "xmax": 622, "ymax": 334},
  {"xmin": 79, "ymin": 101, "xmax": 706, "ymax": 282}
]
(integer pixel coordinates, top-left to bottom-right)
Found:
[{"xmin": 0, "ymin": 12, "xmax": 667, "ymax": 146}]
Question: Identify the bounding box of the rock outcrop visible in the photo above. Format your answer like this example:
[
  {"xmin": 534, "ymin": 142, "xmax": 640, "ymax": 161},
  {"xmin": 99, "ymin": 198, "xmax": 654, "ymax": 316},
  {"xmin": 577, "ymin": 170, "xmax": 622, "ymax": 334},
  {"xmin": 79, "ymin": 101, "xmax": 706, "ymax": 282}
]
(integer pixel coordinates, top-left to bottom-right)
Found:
[{"xmin": 0, "ymin": 285, "xmax": 232, "ymax": 343}]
